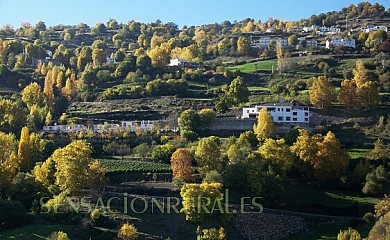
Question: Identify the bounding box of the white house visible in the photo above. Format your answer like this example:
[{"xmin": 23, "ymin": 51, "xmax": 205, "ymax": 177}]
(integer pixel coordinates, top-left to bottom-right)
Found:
[
  {"xmin": 242, "ymin": 103, "xmax": 310, "ymax": 123},
  {"xmin": 302, "ymin": 25, "xmax": 317, "ymax": 33},
  {"xmin": 360, "ymin": 25, "xmax": 388, "ymax": 33},
  {"xmin": 168, "ymin": 58, "xmax": 201, "ymax": 68},
  {"xmin": 317, "ymin": 26, "xmax": 341, "ymax": 36},
  {"xmin": 120, "ymin": 120, "xmax": 155, "ymax": 131},
  {"xmin": 43, "ymin": 123, "xmax": 86, "ymax": 133},
  {"xmin": 326, "ymin": 39, "xmax": 356, "ymax": 49},
  {"xmin": 106, "ymin": 57, "xmax": 116, "ymax": 64},
  {"xmin": 251, "ymin": 37, "xmax": 288, "ymax": 48},
  {"xmin": 298, "ymin": 37, "xmax": 318, "ymax": 47}
]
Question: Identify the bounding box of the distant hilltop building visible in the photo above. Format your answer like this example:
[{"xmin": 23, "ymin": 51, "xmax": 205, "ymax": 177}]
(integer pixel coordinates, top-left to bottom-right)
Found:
[
  {"xmin": 360, "ymin": 25, "xmax": 388, "ymax": 33},
  {"xmin": 168, "ymin": 58, "xmax": 201, "ymax": 68},
  {"xmin": 43, "ymin": 120, "xmax": 178, "ymax": 134},
  {"xmin": 326, "ymin": 39, "xmax": 356, "ymax": 49},
  {"xmin": 242, "ymin": 101, "xmax": 310, "ymax": 124},
  {"xmin": 317, "ymin": 26, "xmax": 341, "ymax": 36}
]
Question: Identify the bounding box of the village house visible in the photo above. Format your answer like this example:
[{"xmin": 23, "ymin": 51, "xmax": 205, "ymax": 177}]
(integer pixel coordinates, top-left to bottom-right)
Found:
[
  {"xmin": 242, "ymin": 102, "xmax": 310, "ymax": 124},
  {"xmin": 326, "ymin": 38, "xmax": 356, "ymax": 49}
]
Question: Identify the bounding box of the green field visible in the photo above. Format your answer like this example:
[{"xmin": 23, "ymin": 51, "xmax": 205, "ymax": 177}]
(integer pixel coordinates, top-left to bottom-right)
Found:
[
  {"xmin": 99, "ymin": 159, "xmax": 172, "ymax": 173},
  {"xmin": 0, "ymin": 224, "xmax": 77, "ymax": 240},
  {"xmin": 227, "ymin": 59, "xmax": 277, "ymax": 73}
]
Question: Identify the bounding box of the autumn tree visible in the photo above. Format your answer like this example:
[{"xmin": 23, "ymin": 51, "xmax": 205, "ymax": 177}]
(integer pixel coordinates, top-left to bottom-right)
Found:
[
  {"xmin": 0, "ymin": 131, "xmax": 19, "ymax": 197},
  {"xmin": 358, "ymin": 81, "xmax": 379, "ymax": 109},
  {"xmin": 339, "ymin": 79, "xmax": 358, "ymax": 108},
  {"xmin": 227, "ymin": 76, "xmax": 250, "ymax": 104},
  {"xmin": 276, "ymin": 42, "xmax": 285, "ymax": 74},
  {"xmin": 291, "ymin": 130, "xmax": 349, "ymax": 183},
  {"xmin": 92, "ymin": 48, "xmax": 106, "ymax": 66},
  {"xmin": 180, "ymin": 183, "xmax": 223, "ymax": 222},
  {"xmin": 253, "ymin": 108, "xmax": 275, "ymax": 141},
  {"xmin": 43, "ymin": 70, "xmax": 55, "ymax": 110},
  {"xmin": 148, "ymin": 42, "xmax": 170, "ymax": 69},
  {"xmin": 237, "ymin": 36, "xmax": 250, "ymax": 55},
  {"xmin": 170, "ymin": 148, "xmax": 193, "ymax": 182},
  {"xmin": 258, "ymin": 138, "xmax": 294, "ymax": 174},
  {"xmin": 18, "ymin": 127, "xmax": 31, "ymax": 172},
  {"xmin": 77, "ymin": 46, "xmax": 92, "ymax": 71},
  {"xmin": 21, "ymin": 82, "xmax": 45, "ymax": 109},
  {"xmin": 309, "ymin": 76, "xmax": 336, "ymax": 108},
  {"xmin": 195, "ymin": 136, "xmax": 222, "ymax": 177},
  {"xmin": 51, "ymin": 140, "xmax": 107, "ymax": 194},
  {"xmin": 353, "ymin": 59, "xmax": 369, "ymax": 87}
]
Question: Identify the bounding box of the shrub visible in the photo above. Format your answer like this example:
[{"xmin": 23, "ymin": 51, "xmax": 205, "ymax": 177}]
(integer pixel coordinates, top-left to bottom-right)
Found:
[
  {"xmin": 118, "ymin": 223, "xmax": 138, "ymax": 240},
  {"xmin": 337, "ymin": 227, "xmax": 361, "ymax": 240}
]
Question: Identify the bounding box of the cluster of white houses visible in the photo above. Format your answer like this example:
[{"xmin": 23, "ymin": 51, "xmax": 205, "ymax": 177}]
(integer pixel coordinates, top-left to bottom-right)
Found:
[
  {"xmin": 42, "ymin": 120, "xmax": 178, "ymax": 134},
  {"xmin": 242, "ymin": 102, "xmax": 310, "ymax": 124},
  {"xmin": 250, "ymin": 36, "xmax": 318, "ymax": 48},
  {"xmin": 326, "ymin": 38, "xmax": 356, "ymax": 49}
]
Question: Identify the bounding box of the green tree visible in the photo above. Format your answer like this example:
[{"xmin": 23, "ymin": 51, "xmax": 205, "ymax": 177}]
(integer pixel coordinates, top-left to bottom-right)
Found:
[
  {"xmin": 288, "ymin": 35, "xmax": 299, "ymax": 46},
  {"xmin": 227, "ymin": 76, "xmax": 250, "ymax": 104},
  {"xmin": 198, "ymin": 108, "xmax": 216, "ymax": 127},
  {"xmin": 178, "ymin": 109, "xmax": 201, "ymax": 140},
  {"xmin": 195, "ymin": 136, "xmax": 222, "ymax": 177},
  {"xmin": 77, "ymin": 46, "xmax": 92, "ymax": 71},
  {"xmin": 362, "ymin": 165, "xmax": 389, "ymax": 196},
  {"xmin": 92, "ymin": 48, "xmax": 106, "ymax": 67},
  {"xmin": 253, "ymin": 108, "xmax": 275, "ymax": 141}
]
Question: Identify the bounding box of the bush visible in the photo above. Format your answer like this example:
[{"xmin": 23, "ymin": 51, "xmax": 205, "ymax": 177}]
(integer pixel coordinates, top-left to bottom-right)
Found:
[
  {"xmin": 0, "ymin": 199, "xmax": 28, "ymax": 230},
  {"xmin": 49, "ymin": 231, "xmax": 70, "ymax": 240},
  {"xmin": 337, "ymin": 227, "xmax": 361, "ymax": 240},
  {"xmin": 362, "ymin": 165, "xmax": 389, "ymax": 196},
  {"xmin": 203, "ymin": 170, "xmax": 224, "ymax": 185},
  {"xmin": 118, "ymin": 223, "xmax": 138, "ymax": 240}
]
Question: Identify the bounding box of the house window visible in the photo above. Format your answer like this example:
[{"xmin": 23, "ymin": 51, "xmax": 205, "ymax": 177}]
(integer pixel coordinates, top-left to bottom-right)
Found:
[
  {"xmin": 286, "ymin": 108, "xmax": 291, "ymax": 112},
  {"xmin": 286, "ymin": 117, "xmax": 291, "ymax": 121},
  {"xmin": 293, "ymin": 118, "xmax": 297, "ymax": 121},
  {"xmin": 305, "ymin": 118, "xmax": 309, "ymax": 122},
  {"xmin": 278, "ymin": 116, "xmax": 283, "ymax": 121},
  {"xmin": 305, "ymin": 112, "xmax": 309, "ymax": 116},
  {"xmin": 247, "ymin": 110, "xmax": 249, "ymax": 113},
  {"xmin": 293, "ymin": 112, "xmax": 298, "ymax": 116}
]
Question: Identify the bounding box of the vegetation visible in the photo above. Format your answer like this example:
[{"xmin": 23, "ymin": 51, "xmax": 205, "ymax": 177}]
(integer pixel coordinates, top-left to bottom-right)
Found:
[{"xmin": 0, "ymin": 1, "xmax": 389, "ymax": 239}]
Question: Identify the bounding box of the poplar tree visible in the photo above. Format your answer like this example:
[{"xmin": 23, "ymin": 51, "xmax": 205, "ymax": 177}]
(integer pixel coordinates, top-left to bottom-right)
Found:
[
  {"xmin": 309, "ymin": 76, "xmax": 336, "ymax": 108},
  {"xmin": 253, "ymin": 108, "xmax": 275, "ymax": 140}
]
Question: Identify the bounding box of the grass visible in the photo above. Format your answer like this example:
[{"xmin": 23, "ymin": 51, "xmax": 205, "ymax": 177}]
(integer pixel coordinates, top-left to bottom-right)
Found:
[
  {"xmin": 347, "ymin": 148, "xmax": 369, "ymax": 159},
  {"xmin": 287, "ymin": 221, "xmax": 370, "ymax": 240},
  {"xmin": 227, "ymin": 59, "xmax": 277, "ymax": 73},
  {"xmin": 0, "ymin": 224, "xmax": 77, "ymax": 240}
]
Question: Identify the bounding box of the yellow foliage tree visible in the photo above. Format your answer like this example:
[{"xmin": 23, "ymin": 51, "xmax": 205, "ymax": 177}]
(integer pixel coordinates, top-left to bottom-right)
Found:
[
  {"xmin": 309, "ymin": 76, "xmax": 336, "ymax": 108},
  {"xmin": 253, "ymin": 108, "xmax": 275, "ymax": 141},
  {"xmin": 147, "ymin": 42, "xmax": 170, "ymax": 69},
  {"xmin": 195, "ymin": 137, "xmax": 222, "ymax": 177},
  {"xmin": 118, "ymin": 223, "xmax": 138, "ymax": 240},
  {"xmin": 353, "ymin": 59, "xmax": 369, "ymax": 88},
  {"xmin": 170, "ymin": 148, "xmax": 193, "ymax": 182},
  {"xmin": 52, "ymin": 140, "xmax": 107, "ymax": 194},
  {"xmin": 180, "ymin": 183, "xmax": 223, "ymax": 222},
  {"xmin": 18, "ymin": 127, "xmax": 31, "ymax": 172},
  {"xmin": 258, "ymin": 138, "xmax": 294, "ymax": 172},
  {"xmin": 0, "ymin": 131, "xmax": 19, "ymax": 196},
  {"xmin": 339, "ymin": 79, "xmax": 358, "ymax": 108},
  {"xmin": 21, "ymin": 82, "xmax": 45, "ymax": 109}
]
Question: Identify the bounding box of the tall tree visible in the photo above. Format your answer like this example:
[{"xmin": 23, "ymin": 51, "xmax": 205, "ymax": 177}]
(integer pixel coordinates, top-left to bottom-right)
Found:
[
  {"xmin": 52, "ymin": 140, "xmax": 107, "ymax": 194},
  {"xmin": 18, "ymin": 127, "xmax": 31, "ymax": 172},
  {"xmin": 227, "ymin": 76, "xmax": 250, "ymax": 104},
  {"xmin": 309, "ymin": 76, "xmax": 336, "ymax": 108},
  {"xmin": 253, "ymin": 108, "xmax": 275, "ymax": 141},
  {"xmin": 92, "ymin": 48, "xmax": 106, "ymax": 67},
  {"xmin": 237, "ymin": 36, "xmax": 250, "ymax": 55},
  {"xmin": 21, "ymin": 82, "xmax": 45, "ymax": 109},
  {"xmin": 0, "ymin": 132, "xmax": 19, "ymax": 197},
  {"xmin": 180, "ymin": 183, "xmax": 223, "ymax": 222},
  {"xmin": 77, "ymin": 46, "xmax": 92, "ymax": 71},
  {"xmin": 353, "ymin": 59, "xmax": 369, "ymax": 88},
  {"xmin": 170, "ymin": 148, "xmax": 193, "ymax": 182},
  {"xmin": 258, "ymin": 138, "xmax": 294, "ymax": 173},
  {"xmin": 339, "ymin": 79, "xmax": 358, "ymax": 108},
  {"xmin": 195, "ymin": 136, "xmax": 222, "ymax": 177}
]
